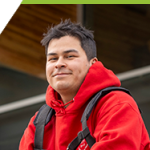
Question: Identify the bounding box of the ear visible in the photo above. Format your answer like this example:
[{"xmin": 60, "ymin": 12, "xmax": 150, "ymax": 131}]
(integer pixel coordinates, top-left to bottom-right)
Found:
[{"xmin": 90, "ymin": 57, "xmax": 98, "ymax": 66}]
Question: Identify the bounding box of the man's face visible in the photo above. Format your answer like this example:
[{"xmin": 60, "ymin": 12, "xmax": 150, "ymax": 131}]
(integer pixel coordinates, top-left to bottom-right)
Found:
[{"xmin": 46, "ymin": 36, "xmax": 93, "ymax": 96}]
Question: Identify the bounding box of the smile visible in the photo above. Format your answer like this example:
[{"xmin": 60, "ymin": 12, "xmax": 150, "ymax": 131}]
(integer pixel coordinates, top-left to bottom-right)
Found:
[{"xmin": 53, "ymin": 73, "xmax": 71, "ymax": 77}]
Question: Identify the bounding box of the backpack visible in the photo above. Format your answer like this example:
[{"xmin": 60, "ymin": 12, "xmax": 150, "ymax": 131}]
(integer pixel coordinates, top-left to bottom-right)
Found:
[{"xmin": 33, "ymin": 87, "xmax": 133, "ymax": 150}]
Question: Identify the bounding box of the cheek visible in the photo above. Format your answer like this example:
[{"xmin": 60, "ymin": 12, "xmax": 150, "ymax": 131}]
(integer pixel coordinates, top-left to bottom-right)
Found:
[
  {"xmin": 46, "ymin": 64, "xmax": 54, "ymax": 80},
  {"xmin": 73, "ymin": 62, "xmax": 90, "ymax": 78}
]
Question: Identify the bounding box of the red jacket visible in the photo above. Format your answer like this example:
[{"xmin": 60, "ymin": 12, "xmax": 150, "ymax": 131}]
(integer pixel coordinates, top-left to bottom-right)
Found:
[{"xmin": 19, "ymin": 61, "xmax": 150, "ymax": 150}]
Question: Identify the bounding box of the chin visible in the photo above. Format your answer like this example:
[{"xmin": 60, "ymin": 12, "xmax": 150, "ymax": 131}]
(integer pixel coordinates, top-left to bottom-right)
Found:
[{"xmin": 54, "ymin": 83, "xmax": 70, "ymax": 91}]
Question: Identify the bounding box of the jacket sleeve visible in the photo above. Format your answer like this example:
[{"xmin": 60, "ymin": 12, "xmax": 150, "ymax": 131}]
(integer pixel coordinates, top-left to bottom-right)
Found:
[
  {"xmin": 19, "ymin": 114, "xmax": 37, "ymax": 150},
  {"xmin": 91, "ymin": 92, "xmax": 150, "ymax": 150}
]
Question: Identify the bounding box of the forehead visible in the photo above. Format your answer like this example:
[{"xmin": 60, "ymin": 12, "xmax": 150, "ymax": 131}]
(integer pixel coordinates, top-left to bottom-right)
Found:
[{"xmin": 47, "ymin": 36, "xmax": 83, "ymax": 54}]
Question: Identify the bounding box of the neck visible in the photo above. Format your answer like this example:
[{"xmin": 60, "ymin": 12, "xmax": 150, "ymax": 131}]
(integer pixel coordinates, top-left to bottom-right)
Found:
[
  {"xmin": 58, "ymin": 91, "xmax": 76, "ymax": 104},
  {"xmin": 60, "ymin": 93, "xmax": 75, "ymax": 104},
  {"xmin": 56, "ymin": 87, "xmax": 79, "ymax": 105}
]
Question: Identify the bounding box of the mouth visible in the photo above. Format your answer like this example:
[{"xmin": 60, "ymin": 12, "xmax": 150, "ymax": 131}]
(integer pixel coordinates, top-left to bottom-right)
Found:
[{"xmin": 53, "ymin": 73, "xmax": 71, "ymax": 77}]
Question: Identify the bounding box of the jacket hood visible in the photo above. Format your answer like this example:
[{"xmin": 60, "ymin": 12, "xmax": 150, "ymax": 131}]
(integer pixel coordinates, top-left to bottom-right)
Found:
[{"xmin": 46, "ymin": 61, "xmax": 121, "ymax": 113}]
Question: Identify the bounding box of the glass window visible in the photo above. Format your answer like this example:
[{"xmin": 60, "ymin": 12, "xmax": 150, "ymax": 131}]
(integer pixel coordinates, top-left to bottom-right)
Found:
[
  {"xmin": 0, "ymin": 67, "xmax": 48, "ymax": 149},
  {"xmin": 84, "ymin": 4, "xmax": 150, "ymax": 74}
]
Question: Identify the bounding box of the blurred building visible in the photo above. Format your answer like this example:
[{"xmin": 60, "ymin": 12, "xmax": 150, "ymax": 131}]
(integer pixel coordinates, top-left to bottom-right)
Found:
[{"xmin": 0, "ymin": 4, "xmax": 150, "ymax": 149}]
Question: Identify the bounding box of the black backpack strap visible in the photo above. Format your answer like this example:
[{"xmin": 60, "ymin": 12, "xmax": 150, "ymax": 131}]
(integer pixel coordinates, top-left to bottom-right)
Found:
[
  {"xmin": 67, "ymin": 126, "xmax": 95, "ymax": 150},
  {"xmin": 67, "ymin": 87, "xmax": 130, "ymax": 150},
  {"xmin": 33, "ymin": 104, "xmax": 55, "ymax": 150}
]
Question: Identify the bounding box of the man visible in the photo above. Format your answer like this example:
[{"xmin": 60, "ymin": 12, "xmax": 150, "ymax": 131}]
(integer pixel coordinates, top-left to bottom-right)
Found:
[{"xmin": 19, "ymin": 19, "xmax": 150, "ymax": 150}]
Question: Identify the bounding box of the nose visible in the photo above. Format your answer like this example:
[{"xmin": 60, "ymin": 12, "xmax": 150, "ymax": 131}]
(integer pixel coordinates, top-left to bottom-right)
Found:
[{"xmin": 55, "ymin": 57, "xmax": 66, "ymax": 69}]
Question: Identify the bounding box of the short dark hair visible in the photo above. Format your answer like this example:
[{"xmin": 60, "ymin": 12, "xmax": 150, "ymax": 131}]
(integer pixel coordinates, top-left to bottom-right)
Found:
[{"xmin": 41, "ymin": 19, "xmax": 97, "ymax": 61}]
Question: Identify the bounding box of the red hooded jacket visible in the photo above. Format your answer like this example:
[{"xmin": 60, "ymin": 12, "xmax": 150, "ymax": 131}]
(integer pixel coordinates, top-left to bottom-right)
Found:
[{"xmin": 19, "ymin": 61, "xmax": 150, "ymax": 150}]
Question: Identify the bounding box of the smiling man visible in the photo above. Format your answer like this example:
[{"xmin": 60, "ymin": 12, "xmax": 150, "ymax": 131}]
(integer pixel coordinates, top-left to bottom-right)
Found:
[
  {"xmin": 46, "ymin": 35, "xmax": 97, "ymax": 104},
  {"xmin": 19, "ymin": 20, "xmax": 150, "ymax": 150}
]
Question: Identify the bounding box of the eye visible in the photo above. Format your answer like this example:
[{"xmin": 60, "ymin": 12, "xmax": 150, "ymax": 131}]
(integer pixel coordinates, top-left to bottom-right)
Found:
[
  {"xmin": 66, "ymin": 55, "xmax": 75, "ymax": 58},
  {"xmin": 48, "ymin": 57, "xmax": 58, "ymax": 61}
]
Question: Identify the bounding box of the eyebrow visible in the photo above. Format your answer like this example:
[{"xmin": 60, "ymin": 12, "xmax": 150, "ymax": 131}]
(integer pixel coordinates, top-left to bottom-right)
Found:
[{"xmin": 47, "ymin": 49, "xmax": 79, "ymax": 56}]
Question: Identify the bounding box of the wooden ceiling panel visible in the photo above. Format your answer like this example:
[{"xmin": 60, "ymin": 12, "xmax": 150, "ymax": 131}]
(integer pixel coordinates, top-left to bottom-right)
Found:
[
  {"xmin": 0, "ymin": 4, "xmax": 77, "ymax": 79},
  {"xmin": 2, "ymin": 4, "xmax": 150, "ymax": 78}
]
